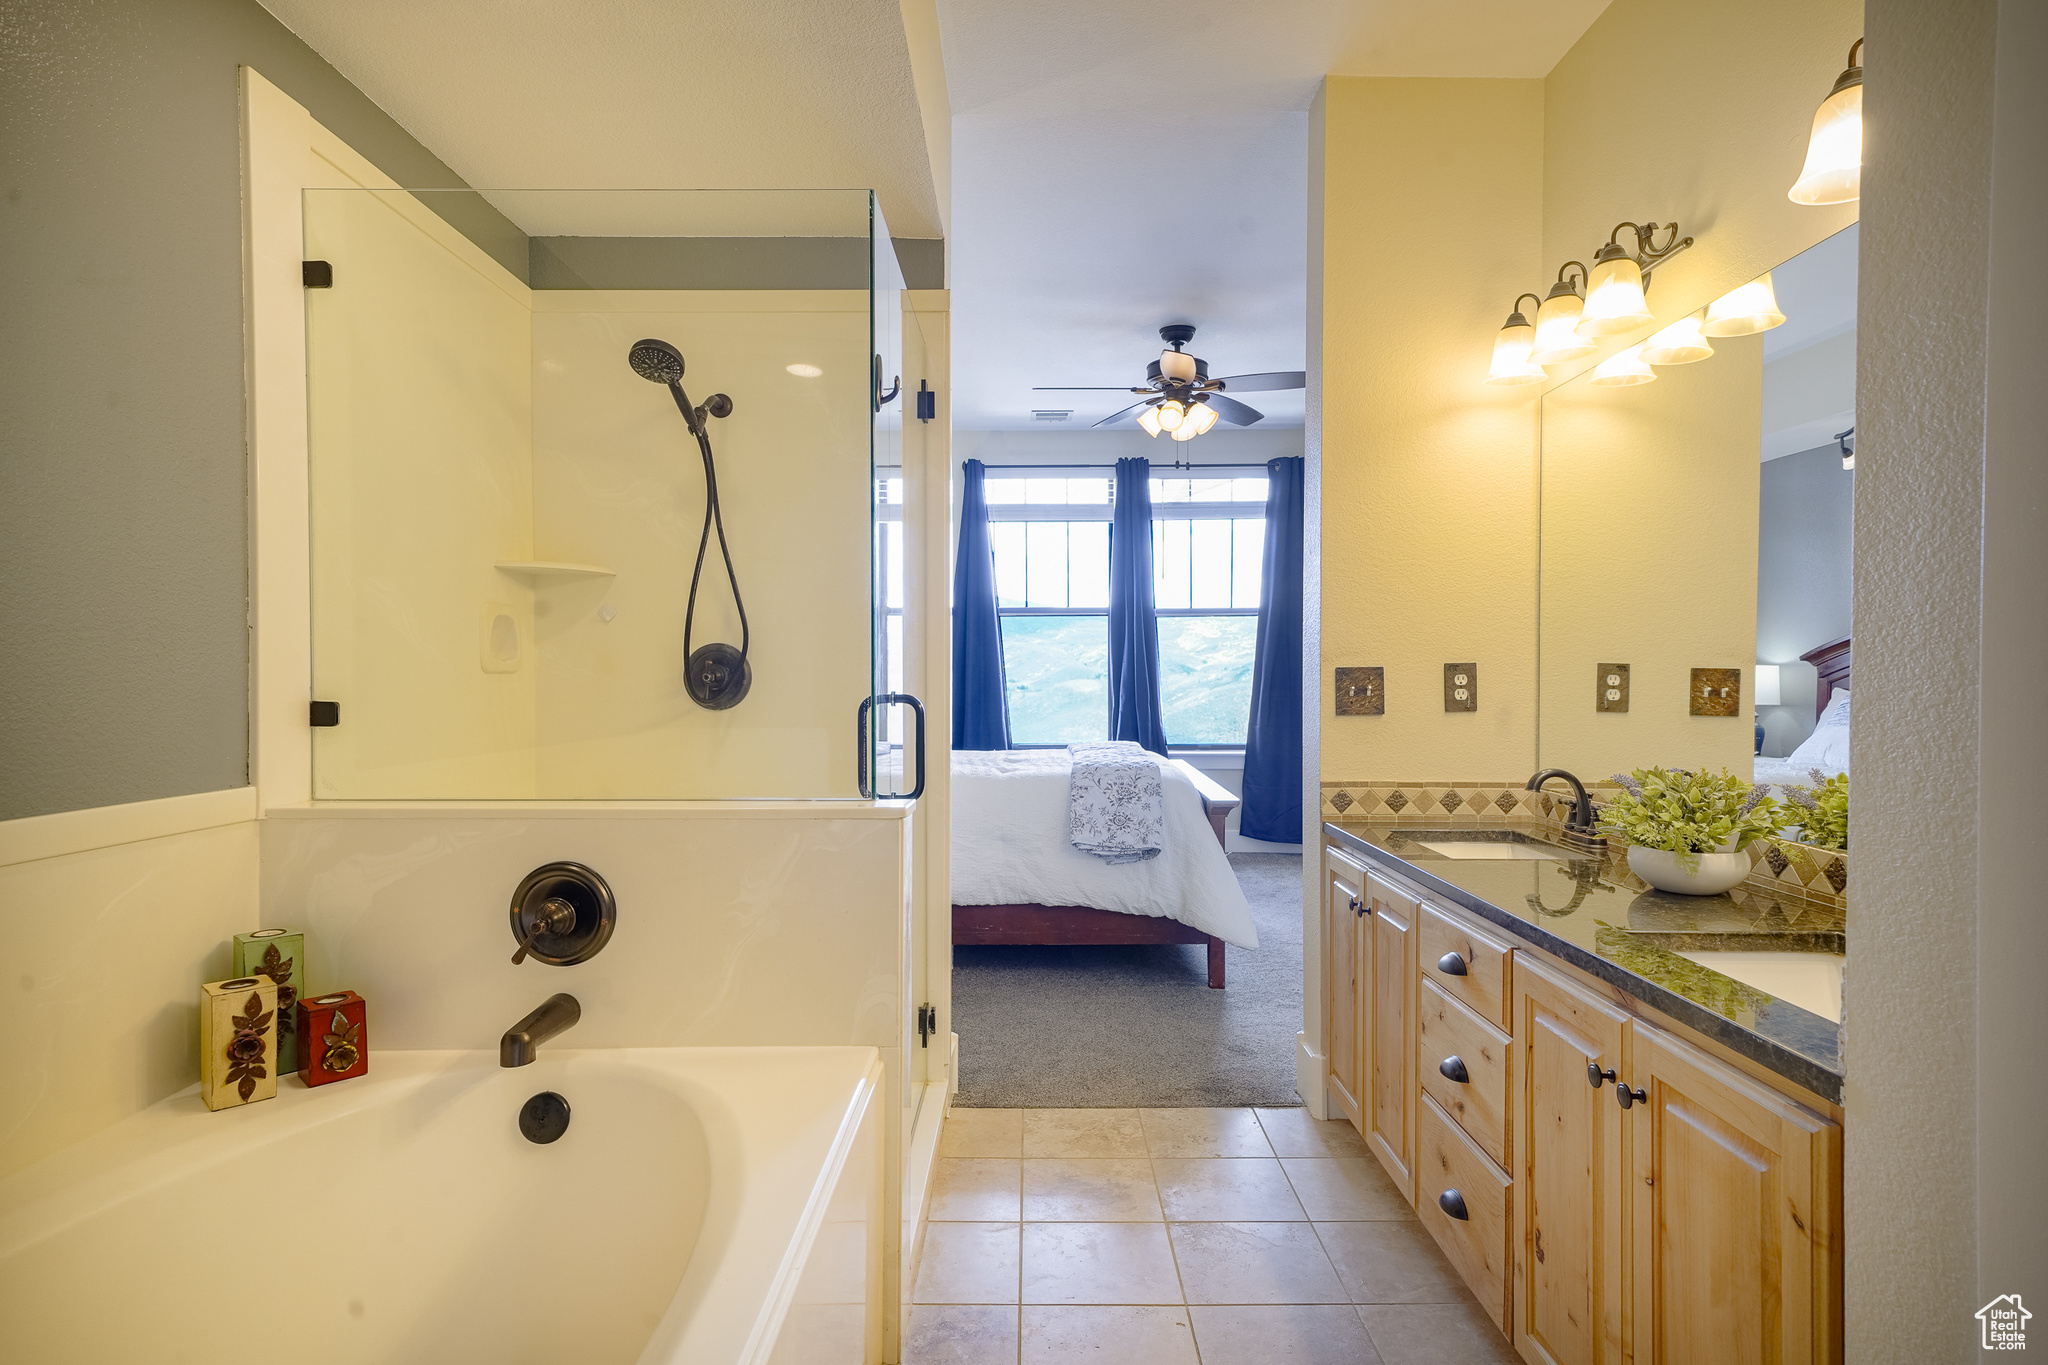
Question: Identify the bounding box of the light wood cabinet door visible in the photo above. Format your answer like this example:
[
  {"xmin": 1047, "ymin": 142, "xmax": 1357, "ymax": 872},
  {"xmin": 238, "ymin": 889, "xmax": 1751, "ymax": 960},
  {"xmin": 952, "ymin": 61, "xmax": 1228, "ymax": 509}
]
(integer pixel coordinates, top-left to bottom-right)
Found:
[
  {"xmin": 1627, "ymin": 1023, "xmax": 1842, "ymax": 1365},
  {"xmin": 1513, "ymin": 953, "xmax": 1630, "ymax": 1365},
  {"xmin": 1363, "ymin": 871, "xmax": 1418, "ymax": 1200},
  {"xmin": 1323, "ymin": 850, "xmax": 1368, "ymax": 1130}
]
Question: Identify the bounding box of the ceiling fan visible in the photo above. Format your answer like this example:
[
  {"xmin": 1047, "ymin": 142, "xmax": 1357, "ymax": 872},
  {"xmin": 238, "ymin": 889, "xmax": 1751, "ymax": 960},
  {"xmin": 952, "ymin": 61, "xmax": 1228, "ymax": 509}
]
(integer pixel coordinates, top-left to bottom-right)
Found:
[{"xmin": 1033, "ymin": 324, "xmax": 1306, "ymax": 439}]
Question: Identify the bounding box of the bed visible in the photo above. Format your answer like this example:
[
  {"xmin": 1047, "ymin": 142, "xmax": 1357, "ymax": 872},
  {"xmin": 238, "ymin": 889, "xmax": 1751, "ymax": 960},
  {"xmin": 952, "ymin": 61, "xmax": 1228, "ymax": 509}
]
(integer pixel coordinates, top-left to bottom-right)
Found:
[
  {"xmin": 950, "ymin": 751, "xmax": 1258, "ymax": 989},
  {"xmin": 1755, "ymin": 635, "xmax": 1850, "ymax": 789}
]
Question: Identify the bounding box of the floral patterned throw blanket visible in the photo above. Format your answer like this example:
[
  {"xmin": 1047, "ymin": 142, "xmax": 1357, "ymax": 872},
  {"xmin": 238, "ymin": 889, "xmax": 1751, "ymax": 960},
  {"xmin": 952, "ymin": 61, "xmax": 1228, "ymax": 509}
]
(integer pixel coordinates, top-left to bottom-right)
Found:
[{"xmin": 1066, "ymin": 741, "xmax": 1166, "ymax": 864}]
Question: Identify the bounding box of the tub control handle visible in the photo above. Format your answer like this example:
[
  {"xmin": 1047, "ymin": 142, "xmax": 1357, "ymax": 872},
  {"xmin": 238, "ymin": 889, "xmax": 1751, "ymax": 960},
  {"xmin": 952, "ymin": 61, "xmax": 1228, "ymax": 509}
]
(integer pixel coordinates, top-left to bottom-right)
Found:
[{"xmin": 511, "ymin": 898, "xmax": 577, "ymax": 966}]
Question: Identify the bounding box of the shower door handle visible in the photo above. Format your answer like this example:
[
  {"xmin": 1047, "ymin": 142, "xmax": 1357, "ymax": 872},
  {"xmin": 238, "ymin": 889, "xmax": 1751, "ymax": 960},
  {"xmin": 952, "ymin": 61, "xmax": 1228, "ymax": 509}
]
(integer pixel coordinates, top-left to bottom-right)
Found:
[{"xmin": 858, "ymin": 693, "xmax": 926, "ymax": 801}]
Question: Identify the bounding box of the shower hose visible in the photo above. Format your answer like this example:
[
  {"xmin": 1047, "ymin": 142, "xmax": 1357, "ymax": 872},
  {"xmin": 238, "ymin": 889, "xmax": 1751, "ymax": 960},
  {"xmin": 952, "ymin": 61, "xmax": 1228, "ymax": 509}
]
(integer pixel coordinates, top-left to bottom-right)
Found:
[{"xmin": 671, "ymin": 386, "xmax": 748, "ymax": 672}]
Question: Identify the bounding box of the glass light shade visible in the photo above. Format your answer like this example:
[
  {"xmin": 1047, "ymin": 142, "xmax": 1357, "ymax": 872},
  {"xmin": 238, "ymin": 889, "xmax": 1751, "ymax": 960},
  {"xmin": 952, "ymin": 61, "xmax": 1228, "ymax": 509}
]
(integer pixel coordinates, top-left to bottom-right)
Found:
[
  {"xmin": 1588, "ymin": 344, "xmax": 1656, "ymax": 387},
  {"xmin": 1136, "ymin": 405, "xmax": 1164, "ymax": 437},
  {"xmin": 1578, "ymin": 255, "xmax": 1653, "ymax": 336},
  {"xmin": 1154, "ymin": 399, "xmax": 1186, "ymax": 432},
  {"xmin": 1170, "ymin": 418, "xmax": 1200, "ymax": 442},
  {"xmin": 1754, "ymin": 664, "xmax": 1782, "ymax": 707},
  {"xmin": 1531, "ymin": 291, "xmax": 1597, "ymax": 364},
  {"xmin": 1639, "ymin": 312, "xmax": 1715, "ymax": 365},
  {"xmin": 1159, "ymin": 349, "xmax": 1198, "ymax": 383},
  {"xmin": 1484, "ymin": 316, "xmax": 1545, "ymax": 386},
  {"xmin": 1702, "ymin": 273, "xmax": 1787, "ymax": 336},
  {"xmin": 1181, "ymin": 401, "xmax": 1219, "ymax": 437},
  {"xmin": 1789, "ymin": 81, "xmax": 1862, "ymax": 205}
]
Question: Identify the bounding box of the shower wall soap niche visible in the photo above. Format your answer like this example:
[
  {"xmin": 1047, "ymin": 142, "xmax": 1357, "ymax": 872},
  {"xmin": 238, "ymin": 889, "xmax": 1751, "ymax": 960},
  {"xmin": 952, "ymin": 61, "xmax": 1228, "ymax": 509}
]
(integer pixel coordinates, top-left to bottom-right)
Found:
[
  {"xmin": 232, "ymin": 929, "xmax": 304, "ymax": 1073},
  {"xmin": 297, "ymin": 991, "xmax": 369, "ymax": 1087},
  {"xmin": 199, "ymin": 977, "xmax": 278, "ymax": 1111}
]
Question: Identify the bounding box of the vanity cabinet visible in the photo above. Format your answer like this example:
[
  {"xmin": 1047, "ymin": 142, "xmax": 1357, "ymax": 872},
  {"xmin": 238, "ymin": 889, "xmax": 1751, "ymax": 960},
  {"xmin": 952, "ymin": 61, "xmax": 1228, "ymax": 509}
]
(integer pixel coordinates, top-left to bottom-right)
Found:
[
  {"xmin": 1626, "ymin": 1022, "xmax": 1841, "ymax": 1365},
  {"xmin": 1320, "ymin": 841, "xmax": 1843, "ymax": 1364},
  {"xmin": 1322, "ymin": 849, "xmax": 1368, "ymax": 1129},
  {"xmin": 1512, "ymin": 954, "xmax": 1630, "ymax": 1365},
  {"xmin": 1362, "ymin": 871, "xmax": 1418, "ymax": 1200}
]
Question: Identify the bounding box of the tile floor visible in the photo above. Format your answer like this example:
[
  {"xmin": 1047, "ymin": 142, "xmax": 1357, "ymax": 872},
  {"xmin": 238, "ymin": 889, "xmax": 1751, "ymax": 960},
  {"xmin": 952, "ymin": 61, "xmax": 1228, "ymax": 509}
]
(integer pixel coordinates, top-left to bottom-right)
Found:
[{"xmin": 907, "ymin": 1106, "xmax": 1519, "ymax": 1364}]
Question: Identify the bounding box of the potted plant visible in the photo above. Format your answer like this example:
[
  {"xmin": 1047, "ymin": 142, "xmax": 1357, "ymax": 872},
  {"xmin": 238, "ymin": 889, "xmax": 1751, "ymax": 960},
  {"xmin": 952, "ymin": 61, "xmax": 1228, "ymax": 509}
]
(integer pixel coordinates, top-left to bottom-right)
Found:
[
  {"xmin": 1783, "ymin": 770, "xmax": 1848, "ymax": 850},
  {"xmin": 1599, "ymin": 767, "xmax": 1787, "ymax": 895}
]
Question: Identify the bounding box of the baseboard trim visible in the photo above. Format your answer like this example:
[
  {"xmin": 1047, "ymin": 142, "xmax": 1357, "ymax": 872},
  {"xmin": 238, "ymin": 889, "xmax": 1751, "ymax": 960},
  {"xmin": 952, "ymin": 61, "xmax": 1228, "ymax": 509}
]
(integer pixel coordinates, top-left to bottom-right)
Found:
[
  {"xmin": 0, "ymin": 786, "xmax": 259, "ymax": 869},
  {"xmin": 1296, "ymin": 1032, "xmax": 1329, "ymax": 1119},
  {"xmin": 900, "ymin": 1077, "xmax": 950, "ymax": 1334}
]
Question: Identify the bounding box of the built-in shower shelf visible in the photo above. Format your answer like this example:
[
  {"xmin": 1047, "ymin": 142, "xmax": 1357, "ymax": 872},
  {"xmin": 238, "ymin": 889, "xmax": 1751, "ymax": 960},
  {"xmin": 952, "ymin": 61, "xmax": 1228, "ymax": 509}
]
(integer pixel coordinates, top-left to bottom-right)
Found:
[{"xmin": 494, "ymin": 560, "xmax": 616, "ymax": 580}]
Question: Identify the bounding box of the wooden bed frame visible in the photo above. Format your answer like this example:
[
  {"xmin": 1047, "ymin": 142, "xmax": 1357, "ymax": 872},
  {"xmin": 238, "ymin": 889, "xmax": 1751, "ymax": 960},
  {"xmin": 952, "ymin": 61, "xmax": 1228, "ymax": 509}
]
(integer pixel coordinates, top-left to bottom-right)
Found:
[
  {"xmin": 1800, "ymin": 635, "xmax": 1852, "ymax": 720},
  {"xmin": 951, "ymin": 759, "xmax": 1242, "ymax": 989}
]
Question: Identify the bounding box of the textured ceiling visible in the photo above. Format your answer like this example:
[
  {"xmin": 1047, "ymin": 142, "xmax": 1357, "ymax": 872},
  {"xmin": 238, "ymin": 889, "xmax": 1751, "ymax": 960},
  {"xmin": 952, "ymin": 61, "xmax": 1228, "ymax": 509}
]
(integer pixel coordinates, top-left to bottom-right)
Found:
[
  {"xmin": 940, "ymin": 0, "xmax": 1613, "ymax": 430},
  {"xmin": 257, "ymin": 0, "xmax": 943, "ymax": 238}
]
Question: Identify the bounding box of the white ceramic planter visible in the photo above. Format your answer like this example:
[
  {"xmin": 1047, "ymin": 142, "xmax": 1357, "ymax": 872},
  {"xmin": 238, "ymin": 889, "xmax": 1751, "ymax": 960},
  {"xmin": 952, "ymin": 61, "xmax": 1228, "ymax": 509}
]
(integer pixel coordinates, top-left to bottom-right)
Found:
[{"xmin": 1627, "ymin": 844, "xmax": 1750, "ymax": 896}]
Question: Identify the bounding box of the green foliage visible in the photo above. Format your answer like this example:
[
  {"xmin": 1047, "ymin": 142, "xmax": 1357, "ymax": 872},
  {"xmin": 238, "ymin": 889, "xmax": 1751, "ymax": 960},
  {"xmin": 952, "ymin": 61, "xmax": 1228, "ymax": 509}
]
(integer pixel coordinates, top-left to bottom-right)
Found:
[
  {"xmin": 1597, "ymin": 767, "xmax": 1789, "ymax": 872},
  {"xmin": 1782, "ymin": 770, "xmax": 1849, "ymax": 850}
]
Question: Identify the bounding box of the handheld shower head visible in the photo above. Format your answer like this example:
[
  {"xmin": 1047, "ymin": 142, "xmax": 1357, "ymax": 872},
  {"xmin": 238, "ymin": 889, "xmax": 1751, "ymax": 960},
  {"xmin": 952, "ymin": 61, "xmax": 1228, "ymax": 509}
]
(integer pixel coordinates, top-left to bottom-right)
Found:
[{"xmin": 628, "ymin": 338, "xmax": 685, "ymax": 386}]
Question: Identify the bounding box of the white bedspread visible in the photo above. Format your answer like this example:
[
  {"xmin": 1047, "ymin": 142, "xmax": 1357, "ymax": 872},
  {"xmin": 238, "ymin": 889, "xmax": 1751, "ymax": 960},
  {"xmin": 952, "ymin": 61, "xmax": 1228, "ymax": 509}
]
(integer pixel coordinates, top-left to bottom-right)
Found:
[{"xmin": 951, "ymin": 750, "xmax": 1260, "ymax": 950}]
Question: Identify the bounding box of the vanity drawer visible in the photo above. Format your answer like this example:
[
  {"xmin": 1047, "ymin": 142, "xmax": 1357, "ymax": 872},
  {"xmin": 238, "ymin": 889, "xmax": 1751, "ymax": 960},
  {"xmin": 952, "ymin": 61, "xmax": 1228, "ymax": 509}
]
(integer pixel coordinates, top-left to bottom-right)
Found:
[
  {"xmin": 1417, "ymin": 979, "xmax": 1511, "ymax": 1168},
  {"xmin": 1416, "ymin": 1092, "xmax": 1512, "ymax": 1334},
  {"xmin": 1420, "ymin": 902, "xmax": 1511, "ymax": 1029}
]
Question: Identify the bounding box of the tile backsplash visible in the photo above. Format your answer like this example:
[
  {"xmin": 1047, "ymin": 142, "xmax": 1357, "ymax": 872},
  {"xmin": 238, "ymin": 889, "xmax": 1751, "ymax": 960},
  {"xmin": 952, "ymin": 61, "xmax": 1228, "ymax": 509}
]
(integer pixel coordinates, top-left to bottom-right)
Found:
[{"xmin": 1320, "ymin": 779, "xmax": 1846, "ymax": 909}]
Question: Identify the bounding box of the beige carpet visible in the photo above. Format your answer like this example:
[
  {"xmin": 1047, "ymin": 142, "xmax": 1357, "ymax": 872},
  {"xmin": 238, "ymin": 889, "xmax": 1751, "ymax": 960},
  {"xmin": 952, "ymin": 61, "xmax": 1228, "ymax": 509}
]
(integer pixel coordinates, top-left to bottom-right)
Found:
[{"xmin": 951, "ymin": 854, "xmax": 1305, "ymax": 1108}]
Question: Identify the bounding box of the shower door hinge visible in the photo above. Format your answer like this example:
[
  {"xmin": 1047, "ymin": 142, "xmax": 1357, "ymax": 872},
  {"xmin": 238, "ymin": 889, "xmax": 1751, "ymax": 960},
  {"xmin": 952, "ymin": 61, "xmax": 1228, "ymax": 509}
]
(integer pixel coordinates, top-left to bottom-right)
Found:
[
  {"xmin": 915, "ymin": 1003, "xmax": 937, "ymax": 1047},
  {"xmin": 309, "ymin": 700, "xmax": 340, "ymax": 727},
  {"xmin": 302, "ymin": 260, "xmax": 333, "ymax": 288},
  {"xmin": 916, "ymin": 380, "xmax": 936, "ymax": 422}
]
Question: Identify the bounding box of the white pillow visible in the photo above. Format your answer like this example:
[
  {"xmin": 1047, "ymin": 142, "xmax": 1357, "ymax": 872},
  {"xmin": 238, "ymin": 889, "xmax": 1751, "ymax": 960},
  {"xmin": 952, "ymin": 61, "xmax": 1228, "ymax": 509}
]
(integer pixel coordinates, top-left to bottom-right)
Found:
[{"xmin": 1787, "ymin": 688, "xmax": 1851, "ymax": 769}]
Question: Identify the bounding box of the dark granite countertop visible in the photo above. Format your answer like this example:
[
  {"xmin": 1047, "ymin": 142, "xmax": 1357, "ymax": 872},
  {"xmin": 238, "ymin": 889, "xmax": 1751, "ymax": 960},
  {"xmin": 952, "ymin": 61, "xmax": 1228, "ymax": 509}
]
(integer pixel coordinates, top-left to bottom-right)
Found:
[{"xmin": 1325, "ymin": 821, "xmax": 1845, "ymax": 1103}]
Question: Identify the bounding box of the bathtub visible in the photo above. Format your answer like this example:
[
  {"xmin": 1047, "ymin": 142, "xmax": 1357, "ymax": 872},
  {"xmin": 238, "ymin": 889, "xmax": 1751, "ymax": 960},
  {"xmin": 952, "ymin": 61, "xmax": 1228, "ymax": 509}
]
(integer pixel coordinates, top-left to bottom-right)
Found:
[{"xmin": 0, "ymin": 1046, "xmax": 883, "ymax": 1365}]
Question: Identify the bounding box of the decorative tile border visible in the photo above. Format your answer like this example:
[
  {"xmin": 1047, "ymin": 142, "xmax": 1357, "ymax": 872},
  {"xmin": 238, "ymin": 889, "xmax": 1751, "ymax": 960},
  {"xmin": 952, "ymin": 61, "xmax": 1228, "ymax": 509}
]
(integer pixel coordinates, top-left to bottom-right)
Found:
[{"xmin": 1321, "ymin": 778, "xmax": 1846, "ymax": 908}]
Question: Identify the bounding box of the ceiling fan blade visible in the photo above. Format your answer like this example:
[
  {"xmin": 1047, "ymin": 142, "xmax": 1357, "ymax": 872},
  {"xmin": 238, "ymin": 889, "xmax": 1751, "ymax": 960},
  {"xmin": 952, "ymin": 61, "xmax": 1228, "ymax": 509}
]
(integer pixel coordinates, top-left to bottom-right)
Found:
[
  {"xmin": 1212, "ymin": 371, "xmax": 1306, "ymax": 392},
  {"xmin": 1032, "ymin": 386, "xmax": 1151, "ymax": 391},
  {"xmin": 1092, "ymin": 399, "xmax": 1157, "ymax": 429},
  {"xmin": 1202, "ymin": 392, "xmax": 1265, "ymax": 426}
]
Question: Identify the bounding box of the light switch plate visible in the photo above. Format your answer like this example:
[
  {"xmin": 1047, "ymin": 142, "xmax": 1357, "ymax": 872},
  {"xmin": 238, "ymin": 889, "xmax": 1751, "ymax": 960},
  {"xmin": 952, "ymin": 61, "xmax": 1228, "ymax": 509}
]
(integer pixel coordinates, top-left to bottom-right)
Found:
[
  {"xmin": 1690, "ymin": 667, "xmax": 1741, "ymax": 716},
  {"xmin": 1335, "ymin": 667, "xmax": 1384, "ymax": 715},
  {"xmin": 1597, "ymin": 663, "xmax": 1630, "ymax": 712},
  {"xmin": 1444, "ymin": 663, "xmax": 1477, "ymax": 712}
]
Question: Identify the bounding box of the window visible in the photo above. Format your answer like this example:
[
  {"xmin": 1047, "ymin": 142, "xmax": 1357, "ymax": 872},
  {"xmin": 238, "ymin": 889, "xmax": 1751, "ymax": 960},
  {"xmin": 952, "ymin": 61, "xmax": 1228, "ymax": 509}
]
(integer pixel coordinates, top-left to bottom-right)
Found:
[{"xmin": 986, "ymin": 473, "xmax": 1267, "ymax": 748}]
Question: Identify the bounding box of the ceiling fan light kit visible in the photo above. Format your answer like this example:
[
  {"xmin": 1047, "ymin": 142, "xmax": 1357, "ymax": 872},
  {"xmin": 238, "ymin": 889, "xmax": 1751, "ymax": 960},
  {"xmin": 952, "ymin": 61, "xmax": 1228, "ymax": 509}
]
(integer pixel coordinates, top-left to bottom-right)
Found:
[{"xmin": 1033, "ymin": 324, "xmax": 1306, "ymax": 440}]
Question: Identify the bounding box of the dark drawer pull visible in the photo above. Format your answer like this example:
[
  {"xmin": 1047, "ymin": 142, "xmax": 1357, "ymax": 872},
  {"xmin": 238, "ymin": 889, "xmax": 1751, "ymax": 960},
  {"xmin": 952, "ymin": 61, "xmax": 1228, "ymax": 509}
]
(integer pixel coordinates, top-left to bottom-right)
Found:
[
  {"xmin": 1617, "ymin": 1082, "xmax": 1648, "ymax": 1110},
  {"xmin": 1437, "ymin": 951, "xmax": 1469, "ymax": 976},
  {"xmin": 1438, "ymin": 1188, "xmax": 1470, "ymax": 1221},
  {"xmin": 1439, "ymin": 1055, "xmax": 1470, "ymax": 1084},
  {"xmin": 1587, "ymin": 1063, "xmax": 1616, "ymax": 1090}
]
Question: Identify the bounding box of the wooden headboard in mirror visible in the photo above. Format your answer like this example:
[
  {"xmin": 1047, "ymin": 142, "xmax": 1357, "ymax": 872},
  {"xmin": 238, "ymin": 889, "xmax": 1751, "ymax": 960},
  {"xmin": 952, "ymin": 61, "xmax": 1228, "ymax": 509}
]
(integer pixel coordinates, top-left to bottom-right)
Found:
[{"xmin": 1801, "ymin": 635, "xmax": 1851, "ymax": 720}]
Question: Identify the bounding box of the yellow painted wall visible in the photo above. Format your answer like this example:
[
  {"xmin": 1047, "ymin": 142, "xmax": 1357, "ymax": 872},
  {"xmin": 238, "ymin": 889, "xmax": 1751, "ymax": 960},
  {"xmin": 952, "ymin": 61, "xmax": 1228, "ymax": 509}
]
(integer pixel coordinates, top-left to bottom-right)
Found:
[
  {"xmin": 1314, "ymin": 77, "xmax": 1546, "ymax": 782},
  {"xmin": 305, "ymin": 188, "xmax": 538, "ymax": 798},
  {"xmin": 529, "ymin": 292, "xmax": 874, "ymax": 797},
  {"xmin": 1537, "ymin": 335, "xmax": 1763, "ymax": 779}
]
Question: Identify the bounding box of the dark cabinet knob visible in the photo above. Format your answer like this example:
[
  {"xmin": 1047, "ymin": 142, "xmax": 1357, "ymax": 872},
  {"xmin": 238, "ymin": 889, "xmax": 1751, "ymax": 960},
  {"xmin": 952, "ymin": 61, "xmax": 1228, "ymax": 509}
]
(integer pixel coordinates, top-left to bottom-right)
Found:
[
  {"xmin": 1587, "ymin": 1063, "xmax": 1616, "ymax": 1090},
  {"xmin": 1349, "ymin": 896, "xmax": 1363, "ymax": 917},
  {"xmin": 1439, "ymin": 1055, "xmax": 1470, "ymax": 1084},
  {"xmin": 1437, "ymin": 951, "xmax": 1468, "ymax": 976},
  {"xmin": 1616, "ymin": 1082, "xmax": 1648, "ymax": 1109},
  {"xmin": 1438, "ymin": 1188, "xmax": 1470, "ymax": 1221}
]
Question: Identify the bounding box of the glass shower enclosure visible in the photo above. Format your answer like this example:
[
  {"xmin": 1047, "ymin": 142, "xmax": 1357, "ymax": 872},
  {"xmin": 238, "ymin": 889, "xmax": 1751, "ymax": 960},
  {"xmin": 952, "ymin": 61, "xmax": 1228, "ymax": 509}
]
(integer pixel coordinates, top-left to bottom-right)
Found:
[{"xmin": 302, "ymin": 187, "xmax": 926, "ymax": 800}]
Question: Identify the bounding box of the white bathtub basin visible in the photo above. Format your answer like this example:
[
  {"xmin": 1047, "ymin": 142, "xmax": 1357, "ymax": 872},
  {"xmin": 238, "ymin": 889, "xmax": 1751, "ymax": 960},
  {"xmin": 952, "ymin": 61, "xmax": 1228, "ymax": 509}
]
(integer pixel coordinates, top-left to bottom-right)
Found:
[{"xmin": 0, "ymin": 1046, "xmax": 881, "ymax": 1365}]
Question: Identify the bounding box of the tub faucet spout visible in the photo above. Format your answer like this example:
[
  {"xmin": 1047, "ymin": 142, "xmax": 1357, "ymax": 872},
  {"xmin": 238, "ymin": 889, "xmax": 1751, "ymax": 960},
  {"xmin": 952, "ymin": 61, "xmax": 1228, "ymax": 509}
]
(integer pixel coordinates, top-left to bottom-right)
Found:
[{"xmin": 501, "ymin": 993, "xmax": 581, "ymax": 1067}]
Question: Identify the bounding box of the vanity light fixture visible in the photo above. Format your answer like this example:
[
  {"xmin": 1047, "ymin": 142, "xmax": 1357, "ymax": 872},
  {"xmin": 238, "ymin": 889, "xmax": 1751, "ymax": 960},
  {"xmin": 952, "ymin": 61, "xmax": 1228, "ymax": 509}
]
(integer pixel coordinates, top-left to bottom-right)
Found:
[
  {"xmin": 1837, "ymin": 425, "xmax": 1856, "ymax": 469},
  {"xmin": 1639, "ymin": 310, "xmax": 1715, "ymax": 365},
  {"xmin": 1576, "ymin": 222, "xmax": 1693, "ymax": 337},
  {"xmin": 1789, "ymin": 39, "xmax": 1864, "ymax": 205},
  {"xmin": 1531, "ymin": 264, "xmax": 1598, "ymax": 365},
  {"xmin": 1702, "ymin": 273, "xmax": 1788, "ymax": 336},
  {"xmin": 1484, "ymin": 294, "xmax": 1547, "ymax": 386},
  {"xmin": 1588, "ymin": 344, "xmax": 1656, "ymax": 387}
]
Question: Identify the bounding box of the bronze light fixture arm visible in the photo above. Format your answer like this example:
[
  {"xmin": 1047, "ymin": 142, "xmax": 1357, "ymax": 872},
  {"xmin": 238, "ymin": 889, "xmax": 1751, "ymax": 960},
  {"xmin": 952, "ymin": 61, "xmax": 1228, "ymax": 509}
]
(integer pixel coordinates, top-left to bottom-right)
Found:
[{"xmin": 1598, "ymin": 220, "xmax": 1696, "ymax": 285}]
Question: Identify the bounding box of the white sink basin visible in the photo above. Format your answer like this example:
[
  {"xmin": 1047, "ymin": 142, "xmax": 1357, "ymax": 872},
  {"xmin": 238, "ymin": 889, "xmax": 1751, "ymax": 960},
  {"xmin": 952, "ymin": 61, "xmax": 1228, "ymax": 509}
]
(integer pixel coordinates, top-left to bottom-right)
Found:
[{"xmin": 1415, "ymin": 840, "xmax": 1567, "ymax": 861}]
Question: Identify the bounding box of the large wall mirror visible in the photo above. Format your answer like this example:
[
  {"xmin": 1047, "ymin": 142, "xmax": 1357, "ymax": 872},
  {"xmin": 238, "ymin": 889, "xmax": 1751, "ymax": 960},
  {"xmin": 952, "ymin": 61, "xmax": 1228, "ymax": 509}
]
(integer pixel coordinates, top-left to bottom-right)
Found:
[{"xmin": 1537, "ymin": 224, "xmax": 1856, "ymax": 790}]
